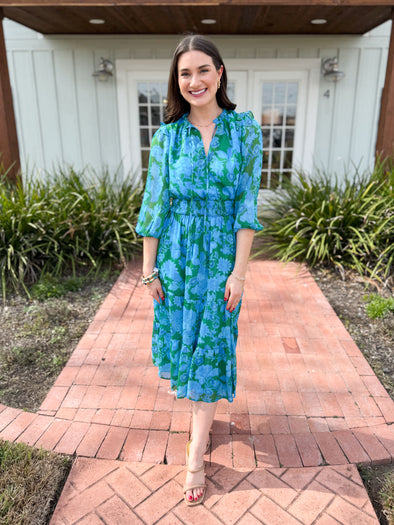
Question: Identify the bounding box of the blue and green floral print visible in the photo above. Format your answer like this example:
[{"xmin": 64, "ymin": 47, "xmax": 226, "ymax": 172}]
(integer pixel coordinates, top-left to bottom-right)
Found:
[{"xmin": 136, "ymin": 109, "xmax": 263, "ymax": 403}]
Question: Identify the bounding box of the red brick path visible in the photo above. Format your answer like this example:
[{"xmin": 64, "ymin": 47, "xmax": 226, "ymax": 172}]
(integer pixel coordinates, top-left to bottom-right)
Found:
[{"xmin": 1, "ymin": 259, "xmax": 392, "ymax": 524}]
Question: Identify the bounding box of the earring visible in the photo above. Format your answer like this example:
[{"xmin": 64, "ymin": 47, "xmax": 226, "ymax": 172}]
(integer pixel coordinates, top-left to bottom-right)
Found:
[{"xmin": 217, "ymin": 80, "xmax": 221, "ymax": 89}]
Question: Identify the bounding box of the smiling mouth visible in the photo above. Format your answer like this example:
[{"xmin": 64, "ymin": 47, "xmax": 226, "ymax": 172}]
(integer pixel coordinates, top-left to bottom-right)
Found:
[{"xmin": 190, "ymin": 88, "xmax": 207, "ymax": 96}]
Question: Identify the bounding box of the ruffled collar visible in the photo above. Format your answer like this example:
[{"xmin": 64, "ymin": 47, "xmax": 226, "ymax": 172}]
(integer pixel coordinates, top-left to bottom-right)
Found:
[{"xmin": 181, "ymin": 108, "xmax": 228, "ymax": 128}]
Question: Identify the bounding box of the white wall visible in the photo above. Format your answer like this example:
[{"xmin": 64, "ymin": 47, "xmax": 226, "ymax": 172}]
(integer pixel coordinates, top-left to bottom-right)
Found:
[{"xmin": 3, "ymin": 18, "xmax": 391, "ymax": 180}]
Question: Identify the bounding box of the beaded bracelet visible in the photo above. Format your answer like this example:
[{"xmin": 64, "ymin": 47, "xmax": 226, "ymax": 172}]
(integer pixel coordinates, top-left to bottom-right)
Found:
[
  {"xmin": 142, "ymin": 267, "xmax": 159, "ymax": 285},
  {"xmin": 231, "ymin": 271, "xmax": 246, "ymax": 282}
]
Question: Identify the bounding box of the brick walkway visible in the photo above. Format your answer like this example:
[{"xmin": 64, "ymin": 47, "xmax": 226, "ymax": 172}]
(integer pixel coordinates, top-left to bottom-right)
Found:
[{"xmin": 1, "ymin": 258, "xmax": 393, "ymax": 524}]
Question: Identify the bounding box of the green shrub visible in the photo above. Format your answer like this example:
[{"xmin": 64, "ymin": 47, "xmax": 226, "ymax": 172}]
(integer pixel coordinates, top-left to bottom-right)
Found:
[
  {"xmin": 364, "ymin": 294, "xmax": 394, "ymax": 319},
  {"xmin": 0, "ymin": 167, "xmax": 143, "ymax": 298},
  {"xmin": 257, "ymin": 162, "xmax": 394, "ymax": 282}
]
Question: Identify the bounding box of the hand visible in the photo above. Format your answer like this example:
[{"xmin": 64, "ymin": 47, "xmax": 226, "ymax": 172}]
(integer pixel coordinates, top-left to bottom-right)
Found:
[
  {"xmin": 224, "ymin": 274, "xmax": 244, "ymax": 313},
  {"xmin": 145, "ymin": 277, "xmax": 165, "ymax": 303}
]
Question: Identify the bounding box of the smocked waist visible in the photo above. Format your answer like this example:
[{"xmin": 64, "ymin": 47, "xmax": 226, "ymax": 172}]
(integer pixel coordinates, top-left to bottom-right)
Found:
[{"xmin": 170, "ymin": 198, "xmax": 235, "ymax": 217}]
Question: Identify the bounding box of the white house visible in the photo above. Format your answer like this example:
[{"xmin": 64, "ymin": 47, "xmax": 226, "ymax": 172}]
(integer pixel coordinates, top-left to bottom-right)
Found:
[{"xmin": 1, "ymin": 2, "xmax": 393, "ymax": 192}]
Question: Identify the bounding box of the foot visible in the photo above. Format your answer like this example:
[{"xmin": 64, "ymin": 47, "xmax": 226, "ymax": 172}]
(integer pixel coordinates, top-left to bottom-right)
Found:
[{"xmin": 185, "ymin": 441, "xmax": 206, "ymax": 503}]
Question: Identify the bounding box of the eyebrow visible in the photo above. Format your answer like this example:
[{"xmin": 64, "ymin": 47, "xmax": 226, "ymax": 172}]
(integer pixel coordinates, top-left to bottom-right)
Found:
[{"xmin": 179, "ymin": 64, "xmax": 212, "ymax": 72}]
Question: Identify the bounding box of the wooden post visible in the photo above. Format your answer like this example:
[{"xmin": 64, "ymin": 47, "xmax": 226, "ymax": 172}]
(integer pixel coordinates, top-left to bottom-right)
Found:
[
  {"xmin": 376, "ymin": 11, "xmax": 394, "ymax": 164},
  {"xmin": 0, "ymin": 9, "xmax": 20, "ymax": 181}
]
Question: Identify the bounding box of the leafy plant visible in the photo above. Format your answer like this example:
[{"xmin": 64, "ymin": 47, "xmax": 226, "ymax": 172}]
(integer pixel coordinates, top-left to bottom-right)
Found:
[
  {"xmin": 256, "ymin": 161, "xmax": 394, "ymax": 283},
  {"xmin": 0, "ymin": 167, "xmax": 143, "ymax": 299},
  {"xmin": 363, "ymin": 294, "xmax": 394, "ymax": 319}
]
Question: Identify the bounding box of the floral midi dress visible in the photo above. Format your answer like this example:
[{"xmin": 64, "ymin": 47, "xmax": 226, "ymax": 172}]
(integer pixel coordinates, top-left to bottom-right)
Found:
[{"xmin": 136, "ymin": 108, "xmax": 263, "ymax": 403}]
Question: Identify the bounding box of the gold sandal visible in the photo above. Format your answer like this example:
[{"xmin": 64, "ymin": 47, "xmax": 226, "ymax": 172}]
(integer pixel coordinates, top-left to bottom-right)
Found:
[{"xmin": 183, "ymin": 465, "xmax": 206, "ymax": 506}]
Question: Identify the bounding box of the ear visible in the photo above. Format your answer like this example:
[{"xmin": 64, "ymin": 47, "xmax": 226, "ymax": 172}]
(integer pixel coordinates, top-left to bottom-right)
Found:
[{"xmin": 218, "ymin": 65, "xmax": 224, "ymax": 79}]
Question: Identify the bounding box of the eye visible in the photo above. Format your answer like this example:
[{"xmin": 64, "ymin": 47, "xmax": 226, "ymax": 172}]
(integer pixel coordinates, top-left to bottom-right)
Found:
[{"xmin": 180, "ymin": 72, "xmax": 190, "ymax": 77}]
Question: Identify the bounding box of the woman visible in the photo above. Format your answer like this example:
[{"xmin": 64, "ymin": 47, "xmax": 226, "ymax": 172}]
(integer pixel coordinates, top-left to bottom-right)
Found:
[{"xmin": 136, "ymin": 34, "xmax": 263, "ymax": 506}]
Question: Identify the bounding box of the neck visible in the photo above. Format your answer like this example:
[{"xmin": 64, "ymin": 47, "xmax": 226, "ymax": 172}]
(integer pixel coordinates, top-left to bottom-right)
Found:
[{"xmin": 188, "ymin": 104, "xmax": 222, "ymax": 125}]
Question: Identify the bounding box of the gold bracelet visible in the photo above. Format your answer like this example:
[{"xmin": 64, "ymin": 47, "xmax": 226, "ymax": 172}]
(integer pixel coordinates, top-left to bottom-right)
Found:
[{"xmin": 231, "ymin": 271, "xmax": 246, "ymax": 282}]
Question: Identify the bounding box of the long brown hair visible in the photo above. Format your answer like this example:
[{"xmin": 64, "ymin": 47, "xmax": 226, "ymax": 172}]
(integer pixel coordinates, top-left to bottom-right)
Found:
[{"xmin": 165, "ymin": 34, "xmax": 236, "ymax": 124}]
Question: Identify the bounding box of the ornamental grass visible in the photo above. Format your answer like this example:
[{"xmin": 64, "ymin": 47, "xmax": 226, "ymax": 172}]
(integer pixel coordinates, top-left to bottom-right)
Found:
[
  {"xmin": 0, "ymin": 167, "xmax": 143, "ymax": 299},
  {"xmin": 256, "ymin": 161, "xmax": 394, "ymax": 285}
]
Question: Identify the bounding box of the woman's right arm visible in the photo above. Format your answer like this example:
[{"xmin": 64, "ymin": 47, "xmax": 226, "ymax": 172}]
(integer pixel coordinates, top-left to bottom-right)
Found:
[{"xmin": 143, "ymin": 237, "xmax": 164, "ymax": 303}]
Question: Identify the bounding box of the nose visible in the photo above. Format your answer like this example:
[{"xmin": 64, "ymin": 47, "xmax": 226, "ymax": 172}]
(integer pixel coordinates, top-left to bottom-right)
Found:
[{"xmin": 189, "ymin": 73, "xmax": 200, "ymax": 88}]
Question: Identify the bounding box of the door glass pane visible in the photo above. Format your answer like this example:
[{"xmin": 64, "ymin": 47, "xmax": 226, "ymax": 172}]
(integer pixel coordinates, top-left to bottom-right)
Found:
[
  {"xmin": 151, "ymin": 106, "xmax": 161, "ymax": 126},
  {"xmin": 138, "ymin": 84, "xmax": 148, "ymax": 103},
  {"xmin": 227, "ymin": 82, "xmax": 235, "ymax": 103},
  {"xmin": 138, "ymin": 81, "xmax": 168, "ymax": 180},
  {"xmin": 259, "ymin": 80, "xmax": 299, "ymax": 189},
  {"xmin": 139, "ymin": 106, "xmax": 148, "ymax": 126},
  {"xmin": 140, "ymin": 129, "xmax": 149, "ymax": 147}
]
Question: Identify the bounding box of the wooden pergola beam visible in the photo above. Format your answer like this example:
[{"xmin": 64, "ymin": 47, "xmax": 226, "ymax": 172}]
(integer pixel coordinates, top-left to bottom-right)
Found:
[
  {"xmin": 376, "ymin": 10, "xmax": 394, "ymax": 163},
  {"xmin": 1, "ymin": 0, "xmax": 394, "ymax": 5},
  {"xmin": 0, "ymin": 8, "xmax": 20, "ymax": 181}
]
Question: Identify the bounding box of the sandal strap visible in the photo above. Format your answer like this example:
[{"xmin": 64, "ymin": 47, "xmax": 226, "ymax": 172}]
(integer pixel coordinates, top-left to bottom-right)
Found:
[{"xmin": 183, "ymin": 484, "xmax": 206, "ymax": 495}]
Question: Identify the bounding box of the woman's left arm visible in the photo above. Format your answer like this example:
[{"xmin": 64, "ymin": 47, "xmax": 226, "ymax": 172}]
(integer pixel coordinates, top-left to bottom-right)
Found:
[
  {"xmin": 225, "ymin": 113, "xmax": 264, "ymax": 313},
  {"xmin": 224, "ymin": 228, "xmax": 255, "ymax": 312}
]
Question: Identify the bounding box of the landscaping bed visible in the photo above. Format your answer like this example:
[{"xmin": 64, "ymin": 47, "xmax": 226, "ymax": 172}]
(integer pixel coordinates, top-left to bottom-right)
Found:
[{"xmin": 0, "ymin": 263, "xmax": 393, "ymax": 523}]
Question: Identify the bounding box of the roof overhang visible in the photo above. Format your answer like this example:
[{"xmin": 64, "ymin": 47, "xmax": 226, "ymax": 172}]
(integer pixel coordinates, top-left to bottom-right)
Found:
[{"xmin": 1, "ymin": 1, "xmax": 393, "ymax": 35}]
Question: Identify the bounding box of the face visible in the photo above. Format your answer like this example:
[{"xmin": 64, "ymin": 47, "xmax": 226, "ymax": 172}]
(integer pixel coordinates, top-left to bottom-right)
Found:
[{"xmin": 177, "ymin": 50, "xmax": 223, "ymax": 110}]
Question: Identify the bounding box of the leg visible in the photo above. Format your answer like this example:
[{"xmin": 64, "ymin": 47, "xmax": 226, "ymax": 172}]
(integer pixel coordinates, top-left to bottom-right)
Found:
[{"xmin": 184, "ymin": 400, "xmax": 217, "ymax": 503}]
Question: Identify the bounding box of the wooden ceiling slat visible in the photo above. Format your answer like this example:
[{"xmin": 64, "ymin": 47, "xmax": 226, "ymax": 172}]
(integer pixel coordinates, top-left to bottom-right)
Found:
[{"xmin": 2, "ymin": 4, "xmax": 393, "ymax": 35}]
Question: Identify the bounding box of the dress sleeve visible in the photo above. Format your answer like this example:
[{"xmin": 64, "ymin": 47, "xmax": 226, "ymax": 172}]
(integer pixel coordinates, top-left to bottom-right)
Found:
[
  {"xmin": 136, "ymin": 127, "xmax": 170, "ymax": 238},
  {"xmin": 233, "ymin": 112, "xmax": 264, "ymax": 233}
]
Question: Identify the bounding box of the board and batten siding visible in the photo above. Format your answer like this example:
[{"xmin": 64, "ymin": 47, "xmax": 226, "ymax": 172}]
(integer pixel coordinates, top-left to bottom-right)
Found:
[{"xmin": 3, "ymin": 18, "xmax": 391, "ymax": 180}]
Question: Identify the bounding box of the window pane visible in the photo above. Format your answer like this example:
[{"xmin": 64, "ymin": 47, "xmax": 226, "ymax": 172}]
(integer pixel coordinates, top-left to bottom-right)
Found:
[
  {"xmin": 272, "ymin": 129, "xmax": 282, "ymax": 148},
  {"xmin": 262, "ymin": 83, "xmax": 273, "ymax": 105},
  {"xmin": 272, "ymin": 107, "xmax": 284, "ymax": 125},
  {"xmin": 286, "ymin": 105, "xmax": 297, "ymax": 125},
  {"xmin": 271, "ymin": 172, "xmax": 280, "ymax": 189},
  {"xmin": 285, "ymin": 128, "xmax": 295, "ymax": 147},
  {"xmin": 261, "ymin": 107, "xmax": 283, "ymax": 126},
  {"xmin": 287, "ymin": 83, "xmax": 298, "ymax": 104},
  {"xmin": 138, "ymin": 83, "xmax": 148, "ymax": 103},
  {"xmin": 260, "ymin": 171, "xmax": 269, "ymax": 189},
  {"xmin": 141, "ymin": 149, "xmax": 150, "ymax": 170},
  {"xmin": 271, "ymin": 151, "xmax": 281, "ymax": 170},
  {"xmin": 262, "ymin": 128, "xmax": 271, "ymax": 149},
  {"xmin": 150, "ymin": 83, "xmax": 161, "ymax": 103},
  {"xmin": 274, "ymin": 83, "xmax": 286, "ymax": 104},
  {"xmin": 263, "ymin": 151, "xmax": 269, "ymax": 169},
  {"xmin": 283, "ymin": 150, "xmax": 293, "ymax": 169},
  {"xmin": 151, "ymin": 106, "xmax": 161, "ymax": 126},
  {"xmin": 282, "ymin": 171, "xmax": 292, "ymax": 185},
  {"xmin": 150, "ymin": 127, "xmax": 159, "ymax": 140},
  {"xmin": 139, "ymin": 106, "xmax": 148, "ymax": 126},
  {"xmin": 140, "ymin": 128, "xmax": 149, "ymax": 147}
]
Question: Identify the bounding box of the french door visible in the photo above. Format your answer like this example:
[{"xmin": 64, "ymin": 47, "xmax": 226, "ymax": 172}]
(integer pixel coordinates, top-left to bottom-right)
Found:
[{"xmin": 116, "ymin": 59, "xmax": 319, "ymax": 190}]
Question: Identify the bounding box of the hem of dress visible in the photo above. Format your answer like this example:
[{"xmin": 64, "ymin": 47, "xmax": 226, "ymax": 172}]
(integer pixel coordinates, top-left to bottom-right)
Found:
[{"xmin": 156, "ymin": 371, "xmax": 235, "ymax": 403}]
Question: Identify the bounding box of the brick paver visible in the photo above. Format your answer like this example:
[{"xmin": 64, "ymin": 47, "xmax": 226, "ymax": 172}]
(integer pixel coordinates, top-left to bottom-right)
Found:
[
  {"xmin": 0, "ymin": 259, "xmax": 392, "ymax": 524},
  {"xmin": 50, "ymin": 459, "xmax": 379, "ymax": 525}
]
